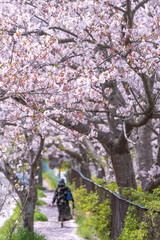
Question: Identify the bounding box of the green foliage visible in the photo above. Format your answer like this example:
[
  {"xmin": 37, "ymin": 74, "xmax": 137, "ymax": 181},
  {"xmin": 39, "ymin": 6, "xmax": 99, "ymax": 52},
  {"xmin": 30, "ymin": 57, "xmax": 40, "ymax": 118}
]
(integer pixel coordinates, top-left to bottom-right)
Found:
[
  {"xmin": 37, "ymin": 187, "xmax": 47, "ymax": 206},
  {"xmin": 93, "ymin": 178, "xmax": 119, "ymax": 194},
  {"xmin": 106, "ymin": 181, "xmax": 119, "ymax": 194},
  {"xmin": 92, "ymin": 177, "xmax": 106, "ymax": 186},
  {"xmin": 73, "ymin": 185, "xmax": 111, "ymax": 240},
  {"xmin": 91, "ymin": 199, "xmax": 111, "ymax": 240},
  {"xmin": 37, "ymin": 185, "xmax": 47, "ymax": 191},
  {"xmin": 119, "ymin": 187, "xmax": 160, "ymax": 240},
  {"xmin": 69, "ymin": 180, "xmax": 76, "ymax": 192},
  {"xmin": 61, "ymin": 161, "xmax": 70, "ymax": 170},
  {"xmin": 36, "ymin": 199, "xmax": 47, "ymax": 206},
  {"xmin": 73, "ymin": 183, "xmax": 160, "ymax": 240},
  {"xmin": 38, "ymin": 190, "xmax": 46, "ymax": 198},
  {"xmin": 34, "ymin": 210, "xmax": 48, "ymax": 222},
  {"xmin": 0, "ymin": 204, "xmax": 21, "ymax": 240},
  {"xmin": 121, "ymin": 186, "xmax": 160, "ymax": 210},
  {"xmin": 76, "ymin": 215, "xmax": 95, "ymax": 239},
  {"xmin": 118, "ymin": 207, "xmax": 151, "ymax": 240},
  {"xmin": 12, "ymin": 227, "xmax": 46, "ymax": 240},
  {"xmin": 42, "ymin": 172, "xmax": 57, "ymax": 190}
]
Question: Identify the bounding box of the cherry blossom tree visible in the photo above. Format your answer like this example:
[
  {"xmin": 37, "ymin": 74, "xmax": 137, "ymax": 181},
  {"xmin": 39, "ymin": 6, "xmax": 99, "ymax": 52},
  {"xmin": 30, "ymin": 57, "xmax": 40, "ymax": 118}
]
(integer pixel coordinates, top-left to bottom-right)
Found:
[
  {"xmin": 0, "ymin": 0, "xmax": 160, "ymax": 192},
  {"xmin": 0, "ymin": 112, "xmax": 45, "ymax": 232},
  {"xmin": 47, "ymin": 135, "xmax": 107, "ymax": 179},
  {"xmin": 136, "ymin": 119, "xmax": 160, "ymax": 192},
  {"xmin": 134, "ymin": 121, "xmax": 154, "ymax": 190}
]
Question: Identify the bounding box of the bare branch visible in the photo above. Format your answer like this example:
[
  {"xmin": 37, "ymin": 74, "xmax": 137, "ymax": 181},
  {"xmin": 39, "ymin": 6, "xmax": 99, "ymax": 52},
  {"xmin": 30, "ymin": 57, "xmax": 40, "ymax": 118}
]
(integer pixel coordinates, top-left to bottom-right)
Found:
[
  {"xmin": 126, "ymin": 0, "xmax": 133, "ymax": 28},
  {"xmin": 58, "ymin": 38, "xmax": 76, "ymax": 44},
  {"xmin": 31, "ymin": 135, "xmax": 45, "ymax": 167},
  {"xmin": 33, "ymin": 15, "xmax": 49, "ymax": 25},
  {"xmin": 0, "ymin": 120, "xmax": 17, "ymax": 126},
  {"xmin": 141, "ymin": 74, "xmax": 154, "ymax": 107},
  {"xmin": 123, "ymin": 121, "xmax": 137, "ymax": 145},
  {"xmin": 132, "ymin": 0, "xmax": 150, "ymax": 16},
  {"xmin": 129, "ymin": 88, "xmax": 145, "ymax": 111},
  {"xmin": 109, "ymin": 3, "xmax": 126, "ymax": 13},
  {"xmin": 22, "ymin": 30, "xmax": 50, "ymax": 36},
  {"xmin": 49, "ymin": 26, "xmax": 78, "ymax": 38},
  {"xmin": 64, "ymin": 149, "xmax": 83, "ymax": 163}
]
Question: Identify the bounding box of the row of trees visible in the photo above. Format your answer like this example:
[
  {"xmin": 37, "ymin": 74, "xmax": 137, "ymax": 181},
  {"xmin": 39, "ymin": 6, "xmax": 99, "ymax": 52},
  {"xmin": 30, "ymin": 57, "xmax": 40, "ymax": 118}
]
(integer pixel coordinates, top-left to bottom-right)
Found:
[{"xmin": 0, "ymin": 0, "xmax": 160, "ymax": 233}]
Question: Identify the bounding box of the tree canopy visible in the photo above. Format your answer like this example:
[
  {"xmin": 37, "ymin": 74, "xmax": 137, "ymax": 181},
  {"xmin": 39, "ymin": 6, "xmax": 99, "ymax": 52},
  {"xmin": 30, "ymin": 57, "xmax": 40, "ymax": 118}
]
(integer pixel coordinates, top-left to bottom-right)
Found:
[{"xmin": 0, "ymin": 0, "xmax": 160, "ymax": 190}]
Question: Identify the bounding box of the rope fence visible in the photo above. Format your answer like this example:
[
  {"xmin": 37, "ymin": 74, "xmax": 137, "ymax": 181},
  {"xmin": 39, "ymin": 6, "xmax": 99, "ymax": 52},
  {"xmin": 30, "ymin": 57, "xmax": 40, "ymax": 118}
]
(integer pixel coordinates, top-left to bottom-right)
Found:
[{"xmin": 69, "ymin": 168, "xmax": 160, "ymax": 240}]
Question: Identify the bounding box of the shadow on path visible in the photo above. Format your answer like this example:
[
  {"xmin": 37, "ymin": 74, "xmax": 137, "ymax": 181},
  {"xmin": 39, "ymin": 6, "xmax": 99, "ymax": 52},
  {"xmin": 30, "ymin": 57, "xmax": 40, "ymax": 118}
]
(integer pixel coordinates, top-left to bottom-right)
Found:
[{"xmin": 34, "ymin": 189, "xmax": 84, "ymax": 240}]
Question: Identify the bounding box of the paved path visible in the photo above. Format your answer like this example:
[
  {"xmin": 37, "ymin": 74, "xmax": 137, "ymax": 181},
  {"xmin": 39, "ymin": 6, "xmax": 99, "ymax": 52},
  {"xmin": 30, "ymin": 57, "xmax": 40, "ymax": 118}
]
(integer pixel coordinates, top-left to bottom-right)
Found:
[{"xmin": 34, "ymin": 189, "xmax": 84, "ymax": 240}]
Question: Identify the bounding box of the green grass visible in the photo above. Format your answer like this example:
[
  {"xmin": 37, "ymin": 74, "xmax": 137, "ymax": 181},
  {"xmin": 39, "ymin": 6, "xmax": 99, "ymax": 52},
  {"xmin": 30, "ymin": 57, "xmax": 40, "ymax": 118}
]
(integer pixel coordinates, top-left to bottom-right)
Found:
[
  {"xmin": 37, "ymin": 185, "xmax": 47, "ymax": 191},
  {"xmin": 72, "ymin": 185, "xmax": 111, "ymax": 240},
  {"xmin": 76, "ymin": 215, "xmax": 95, "ymax": 239},
  {"xmin": 38, "ymin": 190, "xmax": 47, "ymax": 198},
  {"xmin": 36, "ymin": 199, "xmax": 47, "ymax": 206},
  {"xmin": 0, "ymin": 204, "xmax": 21, "ymax": 240},
  {"xmin": 0, "ymin": 194, "xmax": 48, "ymax": 240},
  {"xmin": 34, "ymin": 210, "xmax": 48, "ymax": 222},
  {"xmin": 12, "ymin": 227, "xmax": 46, "ymax": 240}
]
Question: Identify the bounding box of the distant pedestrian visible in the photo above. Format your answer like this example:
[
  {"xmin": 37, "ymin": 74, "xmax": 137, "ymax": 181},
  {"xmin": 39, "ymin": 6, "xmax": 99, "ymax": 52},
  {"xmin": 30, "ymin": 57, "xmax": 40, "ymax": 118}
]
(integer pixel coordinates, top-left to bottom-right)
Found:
[{"xmin": 51, "ymin": 178, "xmax": 75, "ymax": 227}]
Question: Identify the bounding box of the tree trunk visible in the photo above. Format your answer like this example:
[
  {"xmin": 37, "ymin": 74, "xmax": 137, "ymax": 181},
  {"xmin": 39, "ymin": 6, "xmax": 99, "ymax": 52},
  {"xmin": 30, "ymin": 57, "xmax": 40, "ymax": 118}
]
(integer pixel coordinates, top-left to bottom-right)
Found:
[
  {"xmin": 111, "ymin": 151, "xmax": 137, "ymax": 190},
  {"xmin": 21, "ymin": 200, "xmax": 35, "ymax": 232},
  {"xmin": 101, "ymin": 129, "xmax": 137, "ymax": 191},
  {"xmin": 97, "ymin": 166, "xmax": 105, "ymax": 179},
  {"xmin": 80, "ymin": 162, "xmax": 91, "ymax": 179},
  {"xmin": 20, "ymin": 187, "xmax": 37, "ymax": 232},
  {"xmin": 156, "ymin": 123, "xmax": 160, "ymax": 166},
  {"xmin": 135, "ymin": 123, "xmax": 153, "ymax": 191}
]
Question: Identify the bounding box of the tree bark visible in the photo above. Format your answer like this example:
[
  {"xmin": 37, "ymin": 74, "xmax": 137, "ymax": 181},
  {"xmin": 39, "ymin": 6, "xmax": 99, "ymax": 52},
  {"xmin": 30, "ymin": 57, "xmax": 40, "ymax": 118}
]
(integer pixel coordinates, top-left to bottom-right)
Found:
[
  {"xmin": 20, "ymin": 186, "xmax": 37, "ymax": 232},
  {"xmin": 135, "ymin": 122, "xmax": 153, "ymax": 191},
  {"xmin": 111, "ymin": 152, "xmax": 136, "ymax": 190},
  {"xmin": 97, "ymin": 166, "xmax": 105, "ymax": 179},
  {"xmin": 80, "ymin": 162, "xmax": 91, "ymax": 179},
  {"xmin": 0, "ymin": 135, "xmax": 44, "ymax": 233}
]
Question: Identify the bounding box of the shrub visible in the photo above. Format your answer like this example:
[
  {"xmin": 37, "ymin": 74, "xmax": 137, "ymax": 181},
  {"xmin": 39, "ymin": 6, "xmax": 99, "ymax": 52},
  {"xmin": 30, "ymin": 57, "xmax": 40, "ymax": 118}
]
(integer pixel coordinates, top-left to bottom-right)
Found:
[
  {"xmin": 72, "ymin": 185, "xmax": 111, "ymax": 240},
  {"xmin": 12, "ymin": 227, "xmax": 46, "ymax": 240},
  {"xmin": 91, "ymin": 199, "xmax": 111, "ymax": 240},
  {"xmin": 94, "ymin": 178, "xmax": 119, "ymax": 194},
  {"xmin": 119, "ymin": 187, "xmax": 160, "ymax": 240},
  {"xmin": 118, "ymin": 207, "xmax": 150, "ymax": 240}
]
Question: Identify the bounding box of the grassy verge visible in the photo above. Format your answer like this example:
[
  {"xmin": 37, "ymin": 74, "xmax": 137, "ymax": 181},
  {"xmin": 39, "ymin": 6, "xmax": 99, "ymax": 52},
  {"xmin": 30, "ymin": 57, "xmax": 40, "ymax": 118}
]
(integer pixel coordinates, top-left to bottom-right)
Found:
[
  {"xmin": 36, "ymin": 199, "xmax": 47, "ymax": 206},
  {"xmin": 0, "ymin": 204, "xmax": 21, "ymax": 240},
  {"xmin": 72, "ymin": 185, "xmax": 111, "ymax": 240},
  {"xmin": 76, "ymin": 215, "xmax": 95, "ymax": 239},
  {"xmin": 38, "ymin": 189, "xmax": 47, "ymax": 198},
  {"xmin": 12, "ymin": 227, "xmax": 46, "ymax": 240},
  {"xmin": 37, "ymin": 185, "xmax": 47, "ymax": 191},
  {"xmin": 73, "ymin": 181, "xmax": 160, "ymax": 240},
  {"xmin": 42, "ymin": 172, "xmax": 57, "ymax": 190},
  {"xmin": 34, "ymin": 210, "xmax": 48, "ymax": 222},
  {"xmin": 0, "ymin": 202, "xmax": 48, "ymax": 240}
]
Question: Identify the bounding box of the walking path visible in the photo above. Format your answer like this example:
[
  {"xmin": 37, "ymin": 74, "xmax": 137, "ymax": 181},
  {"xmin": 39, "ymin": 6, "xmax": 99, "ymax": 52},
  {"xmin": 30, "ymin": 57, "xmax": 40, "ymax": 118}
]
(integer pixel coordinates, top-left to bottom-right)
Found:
[
  {"xmin": 34, "ymin": 188, "xmax": 84, "ymax": 240},
  {"xmin": 0, "ymin": 175, "xmax": 85, "ymax": 240}
]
